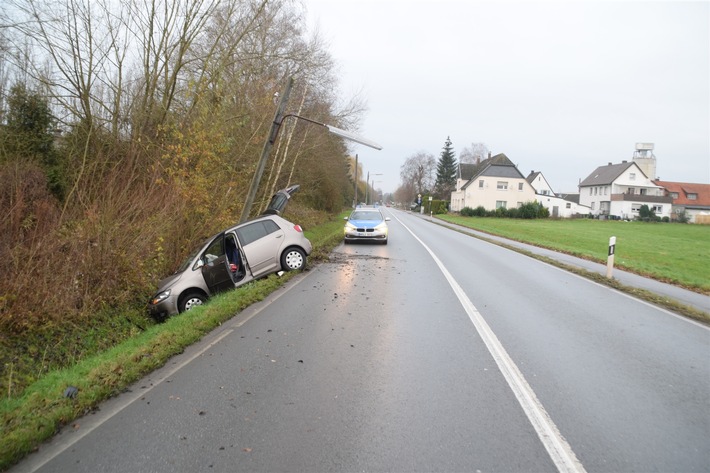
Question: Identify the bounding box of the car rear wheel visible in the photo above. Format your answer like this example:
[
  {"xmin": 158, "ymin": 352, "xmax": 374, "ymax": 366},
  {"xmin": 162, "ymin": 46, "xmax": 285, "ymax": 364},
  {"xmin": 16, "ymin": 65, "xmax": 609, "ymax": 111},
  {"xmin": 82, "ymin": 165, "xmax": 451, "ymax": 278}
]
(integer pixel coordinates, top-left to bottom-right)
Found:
[
  {"xmin": 281, "ymin": 247, "xmax": 306, "ymax": 271},
  {"xmin": 178, "ymin": 292, "xmax": 206, "ymax": 313}
]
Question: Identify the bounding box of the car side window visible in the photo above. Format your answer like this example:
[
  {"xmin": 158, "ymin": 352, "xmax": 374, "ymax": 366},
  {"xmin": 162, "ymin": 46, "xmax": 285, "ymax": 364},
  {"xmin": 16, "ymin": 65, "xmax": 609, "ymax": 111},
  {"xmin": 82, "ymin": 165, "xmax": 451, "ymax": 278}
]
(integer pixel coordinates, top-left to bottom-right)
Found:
[
  {"xmin": 262, "ymin": 219, "xmax": 280, "ymax": 234},
  {"xmin": 237, "ymin": 220, "xmax": 280, "ymax": 246}
]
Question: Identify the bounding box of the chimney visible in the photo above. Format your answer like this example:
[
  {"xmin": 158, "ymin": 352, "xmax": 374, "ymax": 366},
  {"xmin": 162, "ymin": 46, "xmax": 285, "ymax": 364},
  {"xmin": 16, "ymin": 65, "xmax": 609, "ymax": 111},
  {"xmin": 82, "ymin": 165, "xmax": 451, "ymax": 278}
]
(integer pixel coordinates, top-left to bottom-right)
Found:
[{"xmin": 608, "ymin": 162, "xmax": 612, "ymax": 166}]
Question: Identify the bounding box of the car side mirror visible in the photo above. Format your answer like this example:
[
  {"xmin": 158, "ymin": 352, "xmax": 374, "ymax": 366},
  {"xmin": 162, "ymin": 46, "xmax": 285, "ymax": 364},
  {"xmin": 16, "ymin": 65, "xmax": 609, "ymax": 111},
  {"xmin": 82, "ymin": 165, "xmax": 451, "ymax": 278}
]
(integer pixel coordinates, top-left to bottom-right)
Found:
[{"xmin": 385, "ymin": 217, "xmax": 391, "ymax": 221}]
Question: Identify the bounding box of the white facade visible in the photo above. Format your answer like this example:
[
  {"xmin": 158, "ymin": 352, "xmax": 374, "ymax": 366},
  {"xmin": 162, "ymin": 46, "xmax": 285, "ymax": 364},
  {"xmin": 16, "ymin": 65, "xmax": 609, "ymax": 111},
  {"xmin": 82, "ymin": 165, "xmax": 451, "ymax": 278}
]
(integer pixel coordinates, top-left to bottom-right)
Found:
[
  {"xmin": 450, "ymin": 177, "xmax": 469, "ymax": 212},
  {"xmin": 461, "ymin": 176, "xmax": 537, "ymax": 210},
  {"xmin": 527, "ymin": 172, "xmax": 555, "ymax": 196},
  {"xmin": 537, "ymin": 194, "xmax": 591, "ymax": 218}
]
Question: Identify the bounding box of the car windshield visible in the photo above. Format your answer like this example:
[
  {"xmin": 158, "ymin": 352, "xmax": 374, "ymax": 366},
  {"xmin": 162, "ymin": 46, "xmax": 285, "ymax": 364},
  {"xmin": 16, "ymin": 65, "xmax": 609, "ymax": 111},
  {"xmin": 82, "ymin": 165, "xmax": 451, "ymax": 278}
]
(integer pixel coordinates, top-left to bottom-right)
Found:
[
  {"xmin": 174, "ymin": 244, "xmax": 205, "ymax": 273},
  {"xmin": 350, "ymin": 211, "xmax": 383, "ymax": 221}
]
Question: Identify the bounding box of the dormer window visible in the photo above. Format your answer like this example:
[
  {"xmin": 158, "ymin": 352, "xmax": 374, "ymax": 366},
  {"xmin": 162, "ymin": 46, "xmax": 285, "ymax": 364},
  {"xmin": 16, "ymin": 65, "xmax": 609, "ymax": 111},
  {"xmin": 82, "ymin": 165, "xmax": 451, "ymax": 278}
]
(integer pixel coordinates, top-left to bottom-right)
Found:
[{"xmin": 688, "ymin": 193, "xmax": 697, "ymax": 200}]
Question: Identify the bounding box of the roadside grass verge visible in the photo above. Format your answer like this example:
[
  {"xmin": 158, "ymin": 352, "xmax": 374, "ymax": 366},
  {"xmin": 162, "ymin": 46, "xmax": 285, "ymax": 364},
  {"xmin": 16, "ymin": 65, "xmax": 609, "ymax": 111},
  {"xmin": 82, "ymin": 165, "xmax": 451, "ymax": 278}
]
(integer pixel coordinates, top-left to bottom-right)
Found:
[
  {"xmin": 438, "ymin": 215, "xmax": 710, "ymax": 294},
  {"xmin": 0, "ymin": 213, "xmax": 347, "ymax": 471}
]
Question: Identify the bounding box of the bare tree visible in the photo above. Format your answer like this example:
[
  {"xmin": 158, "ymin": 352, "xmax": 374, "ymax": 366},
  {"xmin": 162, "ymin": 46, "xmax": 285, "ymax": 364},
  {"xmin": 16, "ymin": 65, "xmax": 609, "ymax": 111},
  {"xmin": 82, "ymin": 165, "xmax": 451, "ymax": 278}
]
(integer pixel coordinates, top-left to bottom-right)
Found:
[
  {"xmin": 400, "ymin": 151, "xmax": 435, "ymax": 199},
  {"xmin": 459, "ymin": 142, "xmax": 489, "ymax": 164}
]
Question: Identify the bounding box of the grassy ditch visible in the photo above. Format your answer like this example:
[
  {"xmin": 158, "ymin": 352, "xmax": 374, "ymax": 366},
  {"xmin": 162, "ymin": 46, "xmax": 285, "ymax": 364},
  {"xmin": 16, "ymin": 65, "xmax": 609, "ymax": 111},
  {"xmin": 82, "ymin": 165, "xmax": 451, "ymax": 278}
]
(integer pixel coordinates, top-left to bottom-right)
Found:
[{"xmin": 0, "ymin": 213, "xmax": 347, "ymax": 471}]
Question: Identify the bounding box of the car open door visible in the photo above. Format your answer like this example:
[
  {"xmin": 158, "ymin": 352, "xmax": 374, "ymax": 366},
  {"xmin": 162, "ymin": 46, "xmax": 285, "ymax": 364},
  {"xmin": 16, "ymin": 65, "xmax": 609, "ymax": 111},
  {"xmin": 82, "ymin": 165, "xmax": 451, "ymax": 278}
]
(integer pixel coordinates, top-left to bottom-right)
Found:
[
  {"xmin": 261, "ymin": 184, "xmax": 300, "ymax": 216},
  {"xmin": 200, "ymin": 233, "xmax": 234, "ymax": 294}
]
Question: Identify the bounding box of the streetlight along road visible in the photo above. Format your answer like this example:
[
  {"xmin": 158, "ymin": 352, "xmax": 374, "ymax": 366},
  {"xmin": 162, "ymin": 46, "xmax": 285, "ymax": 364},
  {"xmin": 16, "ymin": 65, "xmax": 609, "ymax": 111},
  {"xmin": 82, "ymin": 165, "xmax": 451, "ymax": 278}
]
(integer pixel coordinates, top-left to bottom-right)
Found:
[{"xmin": 239, "ymin": 77, "xmax": 382, "ymax": 223}]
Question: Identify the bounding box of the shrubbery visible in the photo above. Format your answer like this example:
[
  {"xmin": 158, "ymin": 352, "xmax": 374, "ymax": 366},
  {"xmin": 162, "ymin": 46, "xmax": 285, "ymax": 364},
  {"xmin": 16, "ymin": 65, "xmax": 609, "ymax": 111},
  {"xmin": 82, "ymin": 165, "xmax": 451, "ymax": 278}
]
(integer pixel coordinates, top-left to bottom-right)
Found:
[{"xmin": 459, "ymin": 201, "xmax": 549, "ymax": 219}]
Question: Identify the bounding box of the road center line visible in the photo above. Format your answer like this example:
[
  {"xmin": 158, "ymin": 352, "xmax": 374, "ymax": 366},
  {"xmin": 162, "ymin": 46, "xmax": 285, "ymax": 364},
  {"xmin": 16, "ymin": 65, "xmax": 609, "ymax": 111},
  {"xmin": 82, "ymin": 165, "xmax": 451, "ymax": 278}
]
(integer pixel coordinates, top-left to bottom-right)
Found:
[{"xmin": 394, "ymin": 214, "xmax": 586, "ymax": 473}]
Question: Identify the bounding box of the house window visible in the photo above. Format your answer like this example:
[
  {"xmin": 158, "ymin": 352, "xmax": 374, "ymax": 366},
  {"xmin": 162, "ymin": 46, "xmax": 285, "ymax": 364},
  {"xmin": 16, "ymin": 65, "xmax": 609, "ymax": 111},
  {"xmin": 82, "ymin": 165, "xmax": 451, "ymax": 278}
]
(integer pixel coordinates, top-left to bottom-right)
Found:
[
  {"xmin": 632, "ymin": 204, "xmax": 641, "ymax": 213},
  {"xmin": 518, "ymin": 182, "xmax": 524, "ymax": 191},
  {"xmin": 653, "ymin": 205, "xmax": 663, "ymax": 213},
  {"xmin": 566, "ymin": 202, "xmax": 571, "ymax": 209},
  {"xmin": 630, "ymin": 173, "xmax": 636, "ymax": 180},
  {"xmin": 604, "ymin": 187, "xmax": 608, "ymax": 195},
  {"xmin": 589, "ymin": 188, "xmax": 593, "ymax": 196},
  {"xmin": 688, "ymin": 193, "xmax": 697, "ymax": 200},
  {"xmin": 496, "ymin": 201, "xmax": 507, "ymax": 209},
  {"xmin": 497, "ymin": 181, "xmax": 508, "ymax": 190},
  {"xmin": 670, "ymin": 192, "xmax": 679, "ymax": 199},
  {"xmin": 628, "ymin": 188, "xmax": 636, "ymax": 195},
  {"xmin": 591, "ymin": 202, "xmax": 595, "ymax": 210},
  {"xmin": 479, "ymin": 180, "xmax": 484, "ymax": 188},
  {"xmin": 594, "ymin": 187, "xmax": 598, "ymax": 195},
  {"xmin": 640, "ymin": 188, "xmax": 647, "ymax": 195}
]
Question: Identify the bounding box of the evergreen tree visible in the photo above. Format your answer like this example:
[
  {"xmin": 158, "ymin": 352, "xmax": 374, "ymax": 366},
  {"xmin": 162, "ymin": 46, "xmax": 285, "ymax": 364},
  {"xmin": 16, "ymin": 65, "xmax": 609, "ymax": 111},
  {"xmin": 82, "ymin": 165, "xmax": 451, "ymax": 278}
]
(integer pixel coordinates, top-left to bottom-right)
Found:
[
  {"xmin": 2, "ymin": 83, "xmax": 65, "ymax": 198},
  {"xmin": 434, "ymin": 136, "xmax": 458, "ymax": 200}
]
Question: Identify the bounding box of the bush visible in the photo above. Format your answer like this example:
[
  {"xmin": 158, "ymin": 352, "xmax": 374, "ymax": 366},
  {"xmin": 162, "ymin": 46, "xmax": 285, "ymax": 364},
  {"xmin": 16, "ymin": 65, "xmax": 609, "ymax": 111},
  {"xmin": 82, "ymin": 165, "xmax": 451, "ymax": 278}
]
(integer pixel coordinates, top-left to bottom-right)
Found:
[
  {"xmin": 494, "ymin": 207, "xmax": 508, "ymax": 218},
  {"xmin": 428, "ymin": 200, "xmax": 448, "ymax": 214},
  {"xmin": 459, "ymin": 202, "xmax": 549, "ymax": 219}
]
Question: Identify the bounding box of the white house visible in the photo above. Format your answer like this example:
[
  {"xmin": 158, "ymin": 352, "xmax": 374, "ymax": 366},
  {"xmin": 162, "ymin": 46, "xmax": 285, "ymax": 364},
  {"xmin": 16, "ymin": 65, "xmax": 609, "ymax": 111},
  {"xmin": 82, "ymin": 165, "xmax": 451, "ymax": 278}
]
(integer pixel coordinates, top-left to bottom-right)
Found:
[
  {"xmin": 578, "ymin": 160, "xmax": 672, "ymax": 219},
  {"xmin": 526, "ymin": 171, "xmax": 591, "ymax": 218},
  {"xmin": 451, "ymin": 153, "xmax": 538, "ymax": 212}
]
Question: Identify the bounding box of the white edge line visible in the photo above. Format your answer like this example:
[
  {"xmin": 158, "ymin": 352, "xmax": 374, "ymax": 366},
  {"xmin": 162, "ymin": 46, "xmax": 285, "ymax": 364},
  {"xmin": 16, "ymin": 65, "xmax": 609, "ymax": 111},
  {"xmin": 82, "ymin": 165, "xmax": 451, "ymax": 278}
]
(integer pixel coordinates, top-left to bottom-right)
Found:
[{"xmin": 393, "ymin": 213, "xmax": 587, "ymax": 473}]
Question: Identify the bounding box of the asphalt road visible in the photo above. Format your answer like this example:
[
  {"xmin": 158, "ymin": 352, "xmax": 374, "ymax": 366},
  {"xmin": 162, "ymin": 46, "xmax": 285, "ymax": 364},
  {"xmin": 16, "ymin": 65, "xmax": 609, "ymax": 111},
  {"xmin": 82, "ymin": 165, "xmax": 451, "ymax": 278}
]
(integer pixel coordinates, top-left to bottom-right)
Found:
[{"xmin": 13, "ymin": 208, "xmax": 710, "ymax": 473}]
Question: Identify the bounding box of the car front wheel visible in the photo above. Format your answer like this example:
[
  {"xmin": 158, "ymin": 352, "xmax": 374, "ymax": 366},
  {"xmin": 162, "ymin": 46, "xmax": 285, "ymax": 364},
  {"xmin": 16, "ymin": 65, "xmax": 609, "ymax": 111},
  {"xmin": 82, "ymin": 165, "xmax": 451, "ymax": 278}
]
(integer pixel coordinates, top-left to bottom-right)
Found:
[
  {"xmin": 178, "ymin": 292, "xmax": 206, "ymax": 313},
  {"xmin": 281, "ymin": 247, "xmax": 306, "ymax": 271}
]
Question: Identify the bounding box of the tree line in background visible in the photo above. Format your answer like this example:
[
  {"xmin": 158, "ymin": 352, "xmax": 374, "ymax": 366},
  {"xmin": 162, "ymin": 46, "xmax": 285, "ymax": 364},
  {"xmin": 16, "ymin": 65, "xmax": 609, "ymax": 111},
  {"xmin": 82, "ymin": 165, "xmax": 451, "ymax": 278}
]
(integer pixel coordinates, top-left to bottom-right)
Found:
[
  {"xmin": 396, "ymin": 137, "xmax": 489, "ymax": 207},
  {"xmin": 0, "ymin": 0, "xmax": 368, "ymax": 337}
]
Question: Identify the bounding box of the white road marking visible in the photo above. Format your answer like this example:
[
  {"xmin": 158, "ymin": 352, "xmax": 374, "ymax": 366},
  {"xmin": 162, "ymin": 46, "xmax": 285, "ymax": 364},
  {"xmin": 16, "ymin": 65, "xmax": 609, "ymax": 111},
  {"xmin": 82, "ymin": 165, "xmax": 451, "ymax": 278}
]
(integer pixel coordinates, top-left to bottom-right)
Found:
[{"xmin": 393, "ymin": 214, "xmax": 587, "ymax": 473}]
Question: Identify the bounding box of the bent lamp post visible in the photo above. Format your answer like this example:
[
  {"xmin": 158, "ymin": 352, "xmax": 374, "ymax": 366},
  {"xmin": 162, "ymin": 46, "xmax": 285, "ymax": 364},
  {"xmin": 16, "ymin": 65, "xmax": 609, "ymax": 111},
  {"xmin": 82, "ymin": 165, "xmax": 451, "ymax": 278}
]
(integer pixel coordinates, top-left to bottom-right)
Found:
[{"xmin": 240, "ymin": 77, "xmax": 382, "ymax": 223}]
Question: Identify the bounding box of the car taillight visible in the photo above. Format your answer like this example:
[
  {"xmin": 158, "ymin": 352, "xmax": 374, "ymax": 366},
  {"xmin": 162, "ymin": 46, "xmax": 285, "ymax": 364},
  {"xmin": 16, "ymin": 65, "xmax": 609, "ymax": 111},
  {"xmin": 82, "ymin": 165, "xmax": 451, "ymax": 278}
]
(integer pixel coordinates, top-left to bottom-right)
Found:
[{"xmin": 293, "ymin": 224, "xmax": 303, "ymax": 232}]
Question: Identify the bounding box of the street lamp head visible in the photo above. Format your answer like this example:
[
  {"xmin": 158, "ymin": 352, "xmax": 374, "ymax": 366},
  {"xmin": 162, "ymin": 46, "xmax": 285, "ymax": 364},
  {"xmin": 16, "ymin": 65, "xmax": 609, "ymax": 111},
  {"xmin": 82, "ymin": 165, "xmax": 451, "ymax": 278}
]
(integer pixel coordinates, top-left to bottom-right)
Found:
[{"xmin": 324, "ymin": 125, "xmax": 383, "ymax": 150}]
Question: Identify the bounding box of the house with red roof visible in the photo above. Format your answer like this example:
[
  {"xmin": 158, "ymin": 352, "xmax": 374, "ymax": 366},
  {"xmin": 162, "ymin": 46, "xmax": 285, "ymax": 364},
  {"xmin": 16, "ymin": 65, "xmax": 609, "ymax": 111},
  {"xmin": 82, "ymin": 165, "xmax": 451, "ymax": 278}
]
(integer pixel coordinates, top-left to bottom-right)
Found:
[{"xmin": 653, "ymin": 181, "xmax": 710, "ymax": 223}]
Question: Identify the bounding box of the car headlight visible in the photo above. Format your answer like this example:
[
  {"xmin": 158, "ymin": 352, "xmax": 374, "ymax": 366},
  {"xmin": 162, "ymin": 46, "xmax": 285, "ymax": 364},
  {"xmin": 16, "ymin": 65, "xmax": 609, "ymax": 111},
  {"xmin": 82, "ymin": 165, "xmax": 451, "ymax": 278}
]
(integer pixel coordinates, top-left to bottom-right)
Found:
[
  {"xmin": 374, "ymin": 222, "xmax": 388, "ymax": 231},
  {"xmin": 151, "ymin": 289, "xmax": 170, "ymax": 305},
  {"xmin": 345, "ymin": 222, "xmax": 357, "ymax": 231}
]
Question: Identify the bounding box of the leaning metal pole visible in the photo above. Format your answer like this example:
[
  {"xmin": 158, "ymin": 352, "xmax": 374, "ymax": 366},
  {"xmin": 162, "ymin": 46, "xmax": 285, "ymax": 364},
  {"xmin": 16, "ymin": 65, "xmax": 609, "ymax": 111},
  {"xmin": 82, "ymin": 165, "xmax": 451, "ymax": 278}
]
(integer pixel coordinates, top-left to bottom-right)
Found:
[{"xmin": 239, "ymin": 77, "xmax": 294, "ymax": 223}]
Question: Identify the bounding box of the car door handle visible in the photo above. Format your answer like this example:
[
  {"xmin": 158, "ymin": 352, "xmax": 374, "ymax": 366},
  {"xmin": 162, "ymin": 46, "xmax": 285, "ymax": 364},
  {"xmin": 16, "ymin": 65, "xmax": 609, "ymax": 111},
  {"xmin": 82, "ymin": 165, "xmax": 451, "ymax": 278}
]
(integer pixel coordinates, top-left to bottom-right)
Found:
[{"xmin": 276, "ymin": 234, "xmax": 283, "ymax": 238}]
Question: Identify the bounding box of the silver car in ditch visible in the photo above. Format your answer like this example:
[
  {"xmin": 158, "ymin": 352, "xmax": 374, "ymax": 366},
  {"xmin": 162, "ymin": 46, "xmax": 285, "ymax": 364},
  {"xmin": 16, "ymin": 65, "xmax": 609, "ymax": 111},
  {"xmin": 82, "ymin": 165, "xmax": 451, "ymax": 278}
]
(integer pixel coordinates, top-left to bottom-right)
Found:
[{"xmin": 148, "ymin": 186, "xmax": 312, "ymax": 319}]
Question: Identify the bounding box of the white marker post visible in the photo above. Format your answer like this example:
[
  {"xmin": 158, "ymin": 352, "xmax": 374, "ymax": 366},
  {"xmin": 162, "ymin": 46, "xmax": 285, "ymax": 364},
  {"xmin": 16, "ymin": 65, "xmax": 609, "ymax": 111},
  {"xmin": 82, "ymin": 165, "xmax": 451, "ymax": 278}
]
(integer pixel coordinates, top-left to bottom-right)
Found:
[{"xmin": 606, "ymin": 236, "xmax": 616, "ymax": 279}]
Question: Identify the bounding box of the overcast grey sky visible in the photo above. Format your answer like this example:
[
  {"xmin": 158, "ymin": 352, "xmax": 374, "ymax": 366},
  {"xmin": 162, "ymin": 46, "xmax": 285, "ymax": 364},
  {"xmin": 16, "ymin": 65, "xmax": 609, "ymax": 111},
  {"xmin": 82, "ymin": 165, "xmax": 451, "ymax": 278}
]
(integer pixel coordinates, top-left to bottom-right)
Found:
[{"xmin": 304, "ymin": 0, "xmax": 710, "ymax": 194}]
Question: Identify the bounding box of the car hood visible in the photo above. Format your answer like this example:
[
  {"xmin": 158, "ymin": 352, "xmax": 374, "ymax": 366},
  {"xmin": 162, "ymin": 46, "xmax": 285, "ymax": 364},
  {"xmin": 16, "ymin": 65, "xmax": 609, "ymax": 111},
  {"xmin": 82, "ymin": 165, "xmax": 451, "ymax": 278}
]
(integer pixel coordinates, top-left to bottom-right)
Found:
[
  {"xmin": 155, "ymin": 271, "xmax": 183, "ymax": 293},
  {"xmin": 348, "ymin": 219, "xmax": 384, "ymax": 228}
]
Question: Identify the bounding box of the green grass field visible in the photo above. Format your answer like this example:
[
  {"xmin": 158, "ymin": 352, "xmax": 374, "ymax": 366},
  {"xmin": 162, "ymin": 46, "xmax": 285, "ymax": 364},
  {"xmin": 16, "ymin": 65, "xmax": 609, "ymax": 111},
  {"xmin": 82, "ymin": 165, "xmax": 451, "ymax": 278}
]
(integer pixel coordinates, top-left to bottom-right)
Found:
[{"xmin": 437, "ymin": 216, "xmax": 710, "ymax": 294}]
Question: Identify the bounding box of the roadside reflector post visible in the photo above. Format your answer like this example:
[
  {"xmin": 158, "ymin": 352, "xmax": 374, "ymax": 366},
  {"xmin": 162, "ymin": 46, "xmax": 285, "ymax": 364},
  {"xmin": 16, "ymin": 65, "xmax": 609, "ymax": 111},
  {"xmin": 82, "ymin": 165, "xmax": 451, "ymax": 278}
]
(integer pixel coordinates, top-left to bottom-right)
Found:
[{"xmin": 606, "ymin": 236, "xmax": 616, "ymax": 279}]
